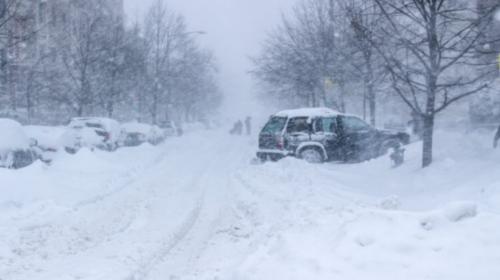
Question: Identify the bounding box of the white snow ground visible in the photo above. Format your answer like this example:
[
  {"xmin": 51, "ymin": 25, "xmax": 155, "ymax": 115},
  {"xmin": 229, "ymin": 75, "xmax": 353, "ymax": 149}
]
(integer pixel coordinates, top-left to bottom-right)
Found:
[{"xmin": 1, "ymin": 126, "xmax": 500, "ymax": 280}]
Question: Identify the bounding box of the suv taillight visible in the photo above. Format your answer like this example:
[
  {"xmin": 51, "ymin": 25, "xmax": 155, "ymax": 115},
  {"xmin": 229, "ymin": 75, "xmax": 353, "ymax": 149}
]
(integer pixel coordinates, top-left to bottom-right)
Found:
[
  {"xmin": 278, "ymin": 137, "xmax": 284, "ymax": 150},
  {"xmin": 105, "ymin": 132, "xmax": 110, "ymax": 141}
]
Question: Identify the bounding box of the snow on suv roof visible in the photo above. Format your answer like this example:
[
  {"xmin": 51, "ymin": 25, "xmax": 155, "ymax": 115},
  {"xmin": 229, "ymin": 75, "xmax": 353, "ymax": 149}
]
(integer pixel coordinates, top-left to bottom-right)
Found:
[
  {"xmin": 70, "ymin": 117, "xmax": 117, "ymax": 124},
  {"xmin": 273, "ymin": 107, "xmax": 344, "ymax": 118}
]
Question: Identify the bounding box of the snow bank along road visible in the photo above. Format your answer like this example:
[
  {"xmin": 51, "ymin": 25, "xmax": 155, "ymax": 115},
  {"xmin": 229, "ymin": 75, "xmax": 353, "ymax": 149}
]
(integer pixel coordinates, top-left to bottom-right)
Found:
[{"xmin": 1, "ymin": 127, "xmax": 500, "ymax": 280}]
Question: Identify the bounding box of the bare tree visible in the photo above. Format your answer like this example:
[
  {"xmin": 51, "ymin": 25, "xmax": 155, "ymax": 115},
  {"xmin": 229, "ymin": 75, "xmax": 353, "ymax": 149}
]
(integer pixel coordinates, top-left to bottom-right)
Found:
[
  {"xmin": 1, "ymin": 0, "xmax": 222, "ymax": 124},
  {"xmin": 143, "ymin": 0, "xmax": 188, "ymax": 123},
  {"xmin": 174, "ymin": 43, "xmax": 222, "ymax": 122},
  {"xmin": 94, "ymin": 15, "xmax": 129, "ymax": 118},
  {"xmin": 366, "ymin": 0, "xmax": 498, "ymax": 167},
  {"xmin": 0, "ymin": 0, "xmax": 39, "ymax": 113},
  {"xmin": 341, "ymin": 0, "xmax": 388, "ymax": 126},
  {"xmin": 252, "ymin": 0, "xmax": 374, "ymax": 113},
  {"xmin": 251, "ymin": 0, "xmax": 341, "ymax": 109},
  {"xmin": 51, "ymin": 1, "xmax": 109, "ymax": 117}
]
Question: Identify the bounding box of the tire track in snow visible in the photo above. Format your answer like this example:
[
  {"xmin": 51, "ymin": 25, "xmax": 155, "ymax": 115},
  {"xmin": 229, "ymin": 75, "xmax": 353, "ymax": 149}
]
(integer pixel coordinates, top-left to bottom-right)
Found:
[
  {"xmin": 1, "ymin": 140, "xmax": 198, "ymax": 279},
  {"xmin": 137, "ymin": 133, "xmax": 250, "ymax": 280}
]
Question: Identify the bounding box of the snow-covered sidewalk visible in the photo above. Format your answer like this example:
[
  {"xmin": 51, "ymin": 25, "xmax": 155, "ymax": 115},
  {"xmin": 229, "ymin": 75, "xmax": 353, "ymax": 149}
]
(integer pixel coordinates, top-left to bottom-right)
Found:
[{"xmin": 1, "ymin": 128, "xmax": 499, "ymax": 280}]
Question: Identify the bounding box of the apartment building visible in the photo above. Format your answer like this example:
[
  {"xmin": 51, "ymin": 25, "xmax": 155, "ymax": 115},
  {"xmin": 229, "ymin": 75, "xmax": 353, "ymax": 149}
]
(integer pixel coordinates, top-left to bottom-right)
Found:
[
  {"xmin": 477, "ymin": 0, "xmax": 500, "ymax": 64},
  {"xmin": 1, "ymin": 0, "xmax": 123, "ymax": 115}
]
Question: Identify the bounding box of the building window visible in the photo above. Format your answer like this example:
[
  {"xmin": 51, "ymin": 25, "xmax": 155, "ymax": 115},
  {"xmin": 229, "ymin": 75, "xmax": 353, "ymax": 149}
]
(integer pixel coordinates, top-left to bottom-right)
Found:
[
  {"xmin": 51, "ymin": 7, "xmax": 56, "ymax": 28},
  {"xmin": 72, "ymin": 20, "xmax": 77, "ymax": 36},
  {"xmin": 51, "ymin": 48, "xmax": 57, "ymax": 62},
  {"xmin": 62, "ymin": 13, "xmax": 66, "ymax": 30},
  {"xmin": 17, "ymin": 78, "xmax": 27, "ymax": 95},
  {"xmin": 39, "ymin": 2, "xmax": 46, "ymax": 24},
  {"xmin": 27, "ymin": 39, "xmax": 36, "ymax": 59},
  {"xmin": 39, "ymin": 44, "xmax": 45, "ymax": 58}
]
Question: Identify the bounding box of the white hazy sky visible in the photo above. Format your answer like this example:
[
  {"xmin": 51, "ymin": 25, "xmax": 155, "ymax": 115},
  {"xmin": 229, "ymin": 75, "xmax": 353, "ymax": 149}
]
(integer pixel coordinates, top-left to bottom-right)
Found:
[{"xmin": 123, "ymin": 0, "xmax": 293, "ymax": 119}]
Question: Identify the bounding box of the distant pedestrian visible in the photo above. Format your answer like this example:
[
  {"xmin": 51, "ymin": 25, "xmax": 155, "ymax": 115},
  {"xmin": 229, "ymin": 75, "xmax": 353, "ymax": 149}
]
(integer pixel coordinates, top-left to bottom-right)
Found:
[
  {"xmin": 177, "ymin": 123, "xmax": 183, "ymax": 136},
  {"xmin": 229, "ymin": 122, "xmax": 237, "ymax": 135},
  {"xmin": 236, "ymin": 120, "xmax": 243, "ymax": 135},
  {"xmin": 494, "ymin": 124, "xmax": 500, "ymax": 148},
  {"xmin": 245, "ymin": 116, "xmax": 251, "ymax": 135}
]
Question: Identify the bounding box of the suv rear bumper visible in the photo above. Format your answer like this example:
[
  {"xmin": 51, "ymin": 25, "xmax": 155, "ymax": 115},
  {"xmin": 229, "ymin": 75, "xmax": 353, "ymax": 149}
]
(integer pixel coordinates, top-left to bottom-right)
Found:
[{"xmin": 256, "ymin": 149, "xmax": 290, "ymax": 161}]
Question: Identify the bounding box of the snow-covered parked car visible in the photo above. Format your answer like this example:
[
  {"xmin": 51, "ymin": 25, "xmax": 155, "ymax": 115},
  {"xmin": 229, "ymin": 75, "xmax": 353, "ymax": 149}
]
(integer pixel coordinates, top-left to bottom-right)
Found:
[
  {"xmin": 149, "ymin": 125, "xmax": 164, "ymax": 145},
  {"xmin": 63, "ymin": 117, "xmax": 121, "ymax": 154},
  {"xmin": 120, "ymin": 123, "xmax": 164, "ymax": 147},
  {"xmin": 0, "ymin": 118, "xmax": 38, "ymax": 169},
  {"xmin": 158, "ymin": 121, "xmax": 177, "ymax": 137},
  {"xmin": 256, "ymin": 108, "xmax": 410, "ymax": 163},
  {"xmin": 23, "ymin": 125, "xmax": 66, "ymax": 164}
]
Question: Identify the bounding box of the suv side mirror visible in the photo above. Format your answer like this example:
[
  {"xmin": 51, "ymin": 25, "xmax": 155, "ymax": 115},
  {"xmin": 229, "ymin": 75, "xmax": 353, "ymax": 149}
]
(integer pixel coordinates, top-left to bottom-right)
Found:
[{"xmin": 30, "ymin": 138, "xmax": 38, "ymax": 147}]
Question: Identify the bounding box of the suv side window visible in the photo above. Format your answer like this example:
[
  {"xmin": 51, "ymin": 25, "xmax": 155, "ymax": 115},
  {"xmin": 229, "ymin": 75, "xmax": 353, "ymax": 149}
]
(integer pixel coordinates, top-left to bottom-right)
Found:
[
  {"xmin": 322, "ymin": 118, "xmax": 337, "ymax": 134},
  {"xmin": 341, "ymin": 116, "xmax": 371, "ymax": 132},
  {"xmin": 286, "ymin": 117, "xmax": 309, "ymax": 134},
  {"xmin": 314, "ymin": 118, "xmax": 323, "ymax": 133}
]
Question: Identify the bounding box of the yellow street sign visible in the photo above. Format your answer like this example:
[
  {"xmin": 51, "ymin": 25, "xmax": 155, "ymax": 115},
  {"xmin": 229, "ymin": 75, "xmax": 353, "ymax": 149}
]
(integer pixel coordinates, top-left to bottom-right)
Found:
[{"xmin": 325, "ymin": 77, "xmax": 338, "ymax": 87}]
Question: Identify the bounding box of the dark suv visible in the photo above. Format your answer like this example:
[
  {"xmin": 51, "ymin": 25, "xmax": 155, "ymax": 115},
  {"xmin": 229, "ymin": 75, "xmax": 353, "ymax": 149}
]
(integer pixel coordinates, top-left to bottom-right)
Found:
[{"xmin": 257, "ymin": 108, "xmax": 410, "ymax": 163}]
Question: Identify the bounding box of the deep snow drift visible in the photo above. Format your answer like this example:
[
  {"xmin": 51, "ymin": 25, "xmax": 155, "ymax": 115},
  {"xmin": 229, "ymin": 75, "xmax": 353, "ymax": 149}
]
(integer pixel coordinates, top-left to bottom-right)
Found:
[{"xmin": 1, "ymin": 126, "xmax": 499, "ymax": 280}]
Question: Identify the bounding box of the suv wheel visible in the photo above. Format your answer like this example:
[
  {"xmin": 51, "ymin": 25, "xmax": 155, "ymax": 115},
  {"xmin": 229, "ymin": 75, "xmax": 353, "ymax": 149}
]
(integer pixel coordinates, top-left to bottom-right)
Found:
[{"xmin": 299, "ymin": 148, "xmax": 324, "ymax": 164}]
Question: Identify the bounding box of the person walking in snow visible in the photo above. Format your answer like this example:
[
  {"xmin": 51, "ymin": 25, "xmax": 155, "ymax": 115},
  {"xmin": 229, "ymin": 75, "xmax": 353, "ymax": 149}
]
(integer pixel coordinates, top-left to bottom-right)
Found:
[
  {"xmin": 245, "ymin": 116, "xmax": 251, "ymax": 135},
  {"xmin": 236, "ymin": 120, "xmax": 243, "ymax": 135},
  {"xmin": 494, "ymin": 124, "xmax": 500, "ymax": 148},
  {"xmin": 229, "ymin": 121, "xmax": 238, "ymax": 135}
]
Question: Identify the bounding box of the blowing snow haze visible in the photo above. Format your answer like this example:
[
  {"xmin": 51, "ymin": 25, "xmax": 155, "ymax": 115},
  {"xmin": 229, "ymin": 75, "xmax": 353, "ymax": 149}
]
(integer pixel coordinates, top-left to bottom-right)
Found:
[
  {"xmin": 124, "ymin": 0, "xmax": 293, "ymax": 119},
  {"xmin": 1, "ymin": 1, "xmax": 500, "ymax": 280}
]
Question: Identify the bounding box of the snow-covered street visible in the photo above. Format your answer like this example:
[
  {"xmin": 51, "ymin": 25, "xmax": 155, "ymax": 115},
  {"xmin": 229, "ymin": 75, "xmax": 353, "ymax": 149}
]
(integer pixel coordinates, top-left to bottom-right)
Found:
[{"xmin": 2, "ymin": 126, "xmax": 500, "ymax": 280}]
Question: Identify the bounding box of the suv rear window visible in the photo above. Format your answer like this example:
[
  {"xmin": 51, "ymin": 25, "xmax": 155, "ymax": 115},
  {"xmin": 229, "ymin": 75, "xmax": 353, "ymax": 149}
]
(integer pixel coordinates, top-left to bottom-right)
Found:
[
  {"xmin": 86, "ymin": 123, "xmax": 103, "ymax": 129},
  {"xmin": 262, "ymin": 117, "xmax": 286, "ymax": 133},
  {"xmin": 160, "ymin": 122, "xmax": 173, "ymax": 129}
]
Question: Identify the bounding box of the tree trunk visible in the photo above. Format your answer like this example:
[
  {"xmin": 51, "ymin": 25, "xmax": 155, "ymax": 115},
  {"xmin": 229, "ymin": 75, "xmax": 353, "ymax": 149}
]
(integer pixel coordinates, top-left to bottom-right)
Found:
[
  {"xmin": 26, "ymin": 88, "xmax": 32, "ymax": 125},
  {"xmin": 422, "ymin": 114, "xmax": 435, "ymax": 168},
  {"xmin": 107, "ymin": 101, "xmax": 113, "ymax": 118},
  {"xmin": 77, "ymin": 105, "xmax": 83, "ymax": 117},
  {"xmin": 368, "ymin": 82, "xmax": 375, "ymax": 126},
  {"xmin": 311, "ymin": 90, "xmax": 316, "ymax": 107},
  {"xmin": 366, "ymin": 58, "xmax": 376, "ymax": 126},
  {"xmin": 339, "ymin": 82, "xmax": 346, "ymax": 113},
  {"xmin": 422, "ymin": 4, "xmax": 439, "ymax": 168}
]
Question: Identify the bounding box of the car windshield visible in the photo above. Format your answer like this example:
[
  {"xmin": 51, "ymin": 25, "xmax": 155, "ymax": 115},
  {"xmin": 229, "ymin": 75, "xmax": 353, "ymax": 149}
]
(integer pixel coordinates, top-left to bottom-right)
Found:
[
  {"xmin": 262, "ymin": 117, "xmax": 286, "ymax": 133},
  {"xmin": 86, "ymin": 123, "xmax": 103, "ymax": 129}
]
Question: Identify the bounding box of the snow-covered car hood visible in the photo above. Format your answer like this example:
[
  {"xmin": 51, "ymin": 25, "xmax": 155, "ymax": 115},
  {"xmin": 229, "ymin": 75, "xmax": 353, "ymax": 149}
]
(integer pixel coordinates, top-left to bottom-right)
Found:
[
  {"xmin": 69, "ymin": 117, "xmax": 121, "ymax": 143},
  {"xmin": 23, "ymin": 125, "xmax": 66, "ymax": 149},
  {"xmin": 378, "ymin": 128, "xmax": 405, "ymax": 135},
  {"xmin": 0, "ymin": 118, "xmax": 30, "ymax": 151},
  {"xmin": 61, "ymin": 127, "xmax": 104, "ymax": 148}
]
